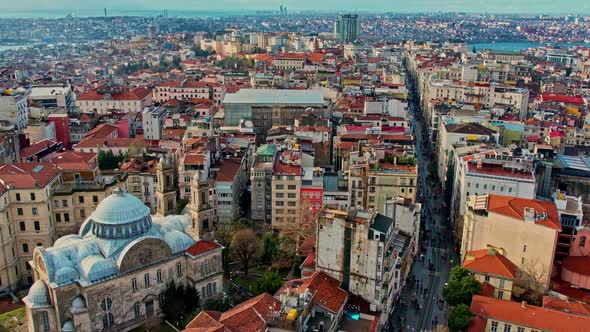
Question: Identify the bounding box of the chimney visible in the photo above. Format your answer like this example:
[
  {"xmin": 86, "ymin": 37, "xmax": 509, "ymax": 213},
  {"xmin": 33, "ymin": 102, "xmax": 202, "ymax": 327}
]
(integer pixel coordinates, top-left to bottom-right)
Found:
[
  {"xmin": 523, "ymin": 207, "xmax": 536, "ymax": 222},
  {"xmin": 521, "ymin": 301, "xmax": 526, "ymax": 308}
]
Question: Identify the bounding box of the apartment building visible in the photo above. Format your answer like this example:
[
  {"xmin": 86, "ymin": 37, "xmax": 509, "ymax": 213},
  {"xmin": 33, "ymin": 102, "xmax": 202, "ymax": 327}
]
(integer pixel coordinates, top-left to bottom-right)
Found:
[
  {"xmin": 315, "ymin": 206, "xmax": 413, "ymax": 330},
  {"xmin": 461, "ymin": 194, "xmax": 561, "ymax": 292},
  {"xmin": 451, "ymin": 152, "xmax": 537, "ymax": 224},
  {"xmin": 271, "ymin": 150, "xmax": 303, "ymax": 233},
  {"xmin": 250, "ymin": 144, "xmax": 277, "ymax": 226},
  {"xmin": 76, "ymin": 86, "xmax": 152, "ymax": 114},
  {"xmin": 462, "ymin": 249, "xmax": 517, "ymax": 301},
  {"xmin": 153, "ymin": 80, "xmax": 224, "ymax": 105},
  {"xmin": 0, "ymin": 163, "xmax": 61, "ymax": 286},
  {"xmin": 142, "ymin": 106, "xmax": 167, "ymax": 140},
  {"xmin": 0, "ymin": 91, "xmax": 29, "ymax": 133},
  {"xmin": 216, "ymin": 157, "xmax": 249, "ymax": 227},
  {"xmin": 272, "ymin": 53, "xmax": 306, "ymax": 70}
]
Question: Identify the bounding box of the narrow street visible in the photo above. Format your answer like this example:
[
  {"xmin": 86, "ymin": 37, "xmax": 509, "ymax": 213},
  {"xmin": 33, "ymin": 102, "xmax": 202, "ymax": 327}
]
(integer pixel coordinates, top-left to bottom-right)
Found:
[{"xmin": 388, "ymin": 65, "xmax": 459, "ymax": 331}]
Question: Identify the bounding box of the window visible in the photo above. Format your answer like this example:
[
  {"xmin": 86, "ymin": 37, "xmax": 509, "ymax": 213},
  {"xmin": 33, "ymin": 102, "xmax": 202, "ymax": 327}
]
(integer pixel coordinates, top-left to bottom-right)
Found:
[
  {"xmin": 55, "ymin": 214, "xmax": 61, "ymax": 222},
  {"xmin": 93, "ymin": 196, "xmax": 99, "ymax": 203},
  {"xmin": 34, "ymin": 221, "xmax": 40, "ymax": 231},
  {"xmin": 157, "ymin": 269, "xmax": 162, "ymax": 283},
  {"xmin": 53, "ymin": 200, "xmax": 59, "ymax": 208},
  {"xmin": 177, "ymin": 263, "xmax": 182, "ymax": 276},
  {"xmin": 288, "ymin": 202, "xmax": 296, "ymax": 207},
  {"xmin": 78, "ymin": 196, "xmax": 84, "ymax": 203},
  {"xmin": 30, "ymin": 193, "xmax": 36, "ymax": 201},
  {"xmin": 287, "ymin": 193, "xmax": 296, "ymax": 199},
  {"xmin": 62, "ymin": 200, "xmax": 68, "ymax": 207},
  {"xmin": 580, "ymin": 236, "xmax": 587, "ymax": 247},
  {"xmin": 100, "ymin": 297, "xmax": 114, "ymax": 329},
  {"xmin": 15, "ymin": 193, "xmax": 21, "ymax": 201},
  {"xmin": 133, "ymin": 302, "xmax": 141, "ymax": 317},
  {"xmin": 508, "ymin": 187, "xmax": 513, "ymax": 193},
  {"xmin": 41, "ymin": 311, "xmax": 50, "ymax": 332},
  {"xmin": 517, "ymin": 328, "xmax": 525, "ymax": 332},
  {"xmin": 491, "ymin": 321, "xmax": 498, "ymax": 332},
  {"xmin": 499, "ymin": 279, "xmax": 505, "ymax": 288},
  {"xmin": 64, "ymin": 213, "xmax": 70, "ymax": 222},
  {"xmin": 287, "ymin": 185, "xmax": 296, "ymax": 190},
  {"xmin": 484, "ymin": 275, "xmax": 490, "ymax": 282},
  {"xmin": 22, "ymin": 243, "xmax": 29, "ymax": 253},
  {"xmin": 475, "ymin": 183, "xmax": 479, "ymax": 189},
  {"xmin": 498, "ymin": 290, "xmax": 504, "ymax": 299},
  {"xmin": 276, "ymin": 201, "xmax": 284, "ymax": 206},
  {"xmin": 503, "ymin": 324, "xmax": 512, "ymax": 332},
  {"xmin": 275, "ymin": 193, "xmax": 284, "ymax": 198},
  {"xmin": 132, "ymin": 278, "xmax": 138, "ymax": 292},
  {"xmin": 32, "ymin": 207, "xmax": 38, "ymax": 216},
  {"xmin": 19, "ymin": 222, "xmax": 25, "ymax": 231},
  {"xmin": 523, "ymin": 245, "xmax": 527, "ymax": 252},
  {"xmin": 275, "ymin": 184, "xmax": 284, "ymax": 190},
  {"xmin": 80, "ymin": 209, "xmax": 86, "ymax": 219},
  {"xmin": 144, "ymin": 273, "xmax": 150, "ymax": 287}
]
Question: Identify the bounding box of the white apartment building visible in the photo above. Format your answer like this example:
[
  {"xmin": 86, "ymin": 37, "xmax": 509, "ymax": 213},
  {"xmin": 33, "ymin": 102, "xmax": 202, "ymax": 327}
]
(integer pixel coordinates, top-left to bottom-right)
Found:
[
  {"xmin": 316, "ymin": 207, "xmax": 414, "ymax": 331},
  {"xmin": 153, "ymin": 81, "xmax": 224, "ymax": 105},
  {"xmin": 142, "ymin": 106, "xmax": 167, "ymax": 140},
  {"xmin": 451, "ymin": 152, "xmax": 537, "ymax": 227},
  {"xmin": 76, "ymin": 87, "xmax": 152, "ymax": 114},
  {"xmin": 0, "ymin": 92, "xmax": 29, "ymax": 133}
]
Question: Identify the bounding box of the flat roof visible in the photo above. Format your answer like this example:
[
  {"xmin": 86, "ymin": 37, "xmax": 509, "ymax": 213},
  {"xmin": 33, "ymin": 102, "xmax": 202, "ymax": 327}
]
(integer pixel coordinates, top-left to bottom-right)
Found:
[{"xmin": 223, "ymin": 89, "xmax": 324, "ymax": 105}]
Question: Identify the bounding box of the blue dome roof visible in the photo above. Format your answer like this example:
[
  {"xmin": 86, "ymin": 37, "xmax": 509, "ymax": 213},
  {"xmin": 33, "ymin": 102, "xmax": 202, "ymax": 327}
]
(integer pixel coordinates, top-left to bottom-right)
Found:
[
  {"xmin": 55, "ymin": 267, "xmax": 80, "ymax": 285},
  {"xmin": 163, "ymin": 230, "xmax": 195, "ymax": 254},
  {"xmin": 62, "ymin": 320, "xmax": 75, "ymax": 332},
  {"xmin": 91, "ymin": 188, "xmax": 150, "ymax": 226},
  {"xmin": 53, "ymin": 234, "xmax": 83, "ymax": 248},
  {"xmin": 80, "ymin": 255, "xmax": 118, "ymax": 282},
  {"xmin": 77, "ymin": 243, "xmax": 100, "ymax": 261},
  {"xmin": 27, "ymin": 280, "xmax": 50, "ymax": 307},
  {"xmin": 70, "ymin": 296, "xmax": 87, "ymax": 313}
]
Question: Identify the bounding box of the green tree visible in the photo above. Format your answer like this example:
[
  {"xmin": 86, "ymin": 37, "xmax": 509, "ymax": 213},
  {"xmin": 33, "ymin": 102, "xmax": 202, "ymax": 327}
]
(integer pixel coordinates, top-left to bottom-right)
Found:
[
  {"xmin": 161, "ymin": 281, "xmax": 201, "ymax": 328},
  {"xmin": 231, "ymin": 228, "xmax": 261, "ymax": 275},
  {"xmin": 261, "ymin": 235, "xmax": 278, "ymax": 266},
  {"xmin": 448, "ymin": 304, "xmax": 472, "ymax": 332},
  {"xmin": 97, "ymin": 150, "xmax": 126, "ymax": 170},
  {"xmin": 177, "ymin": 198, "xmax": 190, "ymax": 214},
  {"xmin": 251, "ymin": 272, "xmax": 283, "ymax": 296},
  {"xmin": 442, "ymin": 266, "xmax": 482, "ymax": 307},
  {"xmin": 203, "ymin": 297, "xmax": 233, "ymax": 312}
]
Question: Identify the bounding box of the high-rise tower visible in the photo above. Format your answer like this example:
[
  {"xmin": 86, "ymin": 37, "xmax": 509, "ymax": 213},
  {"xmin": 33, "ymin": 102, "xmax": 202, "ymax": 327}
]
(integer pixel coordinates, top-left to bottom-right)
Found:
[{"xmin": 336, "ymin": 14, "xmax": 361, "ymax": 43}]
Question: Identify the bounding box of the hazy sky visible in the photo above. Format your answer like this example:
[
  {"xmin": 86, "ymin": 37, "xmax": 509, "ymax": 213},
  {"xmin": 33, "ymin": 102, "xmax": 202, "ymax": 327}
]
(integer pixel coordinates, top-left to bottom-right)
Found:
[{"xmin": 4, "ymin": 0, "xmax": 590, "ymax": 14}]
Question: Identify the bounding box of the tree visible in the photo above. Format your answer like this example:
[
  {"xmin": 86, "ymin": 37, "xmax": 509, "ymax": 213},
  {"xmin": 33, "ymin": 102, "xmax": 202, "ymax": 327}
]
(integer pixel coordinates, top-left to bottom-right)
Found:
[
  {"xmin": 514, "ymin": 258, "xmax": 546, "ymax": 306},
  {"xmin": 447, "ymin": 304, "xmax": 472, "ymax": 332},
  {"xmin": 203, "ymin": 297, "xmax": 233, "ymax": 312},
  {"xmin": 231, "ymin": 228, "xmax": 260, "ymax": 275},
  {"xmin": 161, "ymin": 280, "xmax": 201, "ymax": 328},
  {"xmin": 443, "ymin": 266, "xmax": 481, "ymax": 307},
  {"xmin": 97, "ymin": 150, "xmax": 126, "ymax": 170},
  {"xmin": 177, "ymin": 198, "xmax": 190, "ymax": 214},
  {"xmin": 251, "ymin": 272, "xmax": 283, "ymax": 296},
  {"xmin": 261, "ymin": 235, "xmax": 278, "ymax": 266}
]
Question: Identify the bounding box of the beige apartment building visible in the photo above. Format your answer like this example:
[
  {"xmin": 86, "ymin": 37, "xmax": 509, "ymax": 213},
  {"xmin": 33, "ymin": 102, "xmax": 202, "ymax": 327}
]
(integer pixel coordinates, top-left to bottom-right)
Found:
[
  {"xmin": 461, "ymin": 194, "xmax": 561, "ymax": 292},
  {"xmin": 271, "ymin": 150, "xmax": 303, "ymax": 233},
  {"xmin": 0, "ymin": 163, "xmax": 61, "ymax": 286}
]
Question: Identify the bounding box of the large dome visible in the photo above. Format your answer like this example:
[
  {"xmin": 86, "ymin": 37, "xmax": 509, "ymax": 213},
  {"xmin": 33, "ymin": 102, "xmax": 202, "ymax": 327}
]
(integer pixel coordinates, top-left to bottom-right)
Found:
[
  {"xmin": 92, "ymin": 187, "xmax": 150, "ymax": 225},
  {"xmin": 86, "ymin": 188, "xmax": 152, "ymax": 239}
]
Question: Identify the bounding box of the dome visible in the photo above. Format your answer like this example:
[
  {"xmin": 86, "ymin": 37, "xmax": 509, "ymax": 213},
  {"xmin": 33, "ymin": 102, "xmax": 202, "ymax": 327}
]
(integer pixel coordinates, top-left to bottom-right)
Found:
[
  {"xmin": 70, "ymin": 296, "xmax": 87, "ymax": 313},
  {"xmin": 91, "ymin": 188, "xmax": 150, "ymax": 226},
  {"xmin": 51, "ymin": 251, "xmax": 73, "ymax": 271},
  {"xmin": 77, "ymin": 243, "xmax": 99, "ymax": 261},
  {"xmin": 80, "ymin": 255, "xmax": 118, "ymax": 282},
  {"xmin": 26, "ymin": 280, "xmax": 50, "ymax": 307},
  {"xmin": 163, "ymin": 230, "xmax": 195, "ymax": 254},
  {"xmin": 55, "ymin": 266, "xmax": 80, "ymax": 285},
  {"xmin": 62, "ymin": 320, "xmax": 75, "ymax": 332},
  {"xmin": 53, "ymin": 234, "xmax": 83, "ymax": 248},
  {"xmin": 87, "ymin": 188, "xmax": 152, "ymax": 239}
]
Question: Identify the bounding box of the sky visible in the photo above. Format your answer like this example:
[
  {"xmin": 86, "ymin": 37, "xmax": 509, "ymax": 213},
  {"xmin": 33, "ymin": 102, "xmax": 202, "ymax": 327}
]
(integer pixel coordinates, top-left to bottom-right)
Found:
[{"xmin": 3, "ymin": 0, "xmax": 590, "ymax": 15}]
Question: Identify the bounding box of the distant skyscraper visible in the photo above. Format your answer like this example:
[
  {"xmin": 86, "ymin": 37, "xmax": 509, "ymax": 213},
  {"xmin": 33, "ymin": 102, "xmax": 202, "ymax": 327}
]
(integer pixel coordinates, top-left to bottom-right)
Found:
[{"xmin": 335, "ymin": 14, "xmax": 361, "ymax": 43}]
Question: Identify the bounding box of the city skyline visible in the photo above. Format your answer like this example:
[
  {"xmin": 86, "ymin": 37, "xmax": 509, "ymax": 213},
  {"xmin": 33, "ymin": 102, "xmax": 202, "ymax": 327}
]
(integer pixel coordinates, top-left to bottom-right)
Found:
[{"xmin": 2, "ymin": 0, "xmax": 590, "ymax": 16}]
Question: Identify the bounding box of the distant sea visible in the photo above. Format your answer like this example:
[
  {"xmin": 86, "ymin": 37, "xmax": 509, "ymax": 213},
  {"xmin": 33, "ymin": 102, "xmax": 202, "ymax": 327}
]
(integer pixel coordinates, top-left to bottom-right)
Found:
[
  {"xmin": 0, "ymin": 9, "xmax": 257, "ymax": 19},
  {"xmin": 468, "ymin": 41, "xmax": 590, "ymax": 52}
]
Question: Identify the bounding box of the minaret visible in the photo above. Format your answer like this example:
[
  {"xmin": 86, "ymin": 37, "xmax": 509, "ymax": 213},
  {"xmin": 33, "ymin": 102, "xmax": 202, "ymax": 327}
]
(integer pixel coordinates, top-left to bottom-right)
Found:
[
  {"xmin": 156, "ymin": 156, "xmax": 177, "ymax": 216},
  {"xmin": 189, "ymin": 172, "xmax": 215, "ymax": 240}
]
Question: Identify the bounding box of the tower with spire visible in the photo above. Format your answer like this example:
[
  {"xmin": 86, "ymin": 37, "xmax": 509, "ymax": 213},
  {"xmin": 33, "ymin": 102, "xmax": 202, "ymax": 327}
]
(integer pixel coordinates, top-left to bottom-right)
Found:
[
  {"xmin": 189, "ymin": 172, "xmax": 215, "ymax": 240},
  {"xmin": 156, "ymin": 156, "xmax": 177, "ymax": 216}
]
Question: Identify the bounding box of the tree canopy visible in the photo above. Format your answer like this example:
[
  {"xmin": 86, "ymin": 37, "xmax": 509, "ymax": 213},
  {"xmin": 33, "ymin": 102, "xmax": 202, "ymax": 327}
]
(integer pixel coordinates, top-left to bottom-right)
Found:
[
  {"xmin": 448, "ymin": 304, "xmax": 472, "ymax": 332},
  {"xmin": 442, "ymin": 266, "xmax": 482, "ymax": 307},
  {"xmin": 251, "ymin": 272, "xmax": 284, "ymax": 296},
  {"xmin": 231, "ymin": 228, "xmax": 261, "ymax": 275},
  {"xmin": 161, "ymin": 280, "xmax": 201, "ymax": 328},
  {"xmin": 97, "ymin": 150, "xmax": 126, "ymax": 170}
]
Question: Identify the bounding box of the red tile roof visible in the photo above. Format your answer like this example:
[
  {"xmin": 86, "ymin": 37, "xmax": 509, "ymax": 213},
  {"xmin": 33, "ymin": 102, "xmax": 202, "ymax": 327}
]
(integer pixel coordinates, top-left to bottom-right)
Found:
[
  {"xmin": 74, "ymin": 137, "xmax": 143, "ymax": 149},
  {"xmin": 184, "ymin": 310, "xmax": 226, "ymax": 332},
  {"xmin": 49, "ymin": 151, "xmax": 97, "ymax": 171},
  {"xmin": 183, "ymin": 154, "xmax": 206, "ymax": 165},
  {"xmin": 470, "ymin": 295, "xmax": 590, "ymax": 331},
  {"xmin": 216, "ymin": 159, "xmax": 242, "ymax": 182},
  {"xmin": 562, "ymin": 256, "xmax": 590, "ymax": 276},
  {"xmin": 275, "ymin": 271, "xmax": 348, "ymax": 313},
  {"xmin": 463, "ymin": 249, "xmax": 517, "ymax": 278},
  {"xmin": 486, "ymin": 194, "xmax": 561, "ymax": 231},
  {"xmin": 542, "ymin": 296, "xmax": 590, "ymax": 315},
  {"xmin": 84, "ymin": 123, "xmax": 118, "ymax": 139},
  {"xmin": 541, "ymin": 94, "xmax": 586, "ymax": 105},
  {"xmin": 78, "ymin": 87, "xmax": 151, "ymax": 101},
  {"xmin": 186, "ymin": 240, "xmax": 223, "ymax": 257},
  {"xmin": 0, "ymin": 163, "xmax": 60, "ymax": 189},
  {"xmin": 20, "ymin": 139, "xmax": 61, "ymax": 159}
]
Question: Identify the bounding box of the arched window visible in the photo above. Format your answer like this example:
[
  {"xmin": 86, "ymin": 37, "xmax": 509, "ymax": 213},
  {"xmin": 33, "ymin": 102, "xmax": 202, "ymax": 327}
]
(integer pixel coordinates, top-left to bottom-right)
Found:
[{"xmin": 100, "ymin": 297, "xmax": 114, "ymax": 329}]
